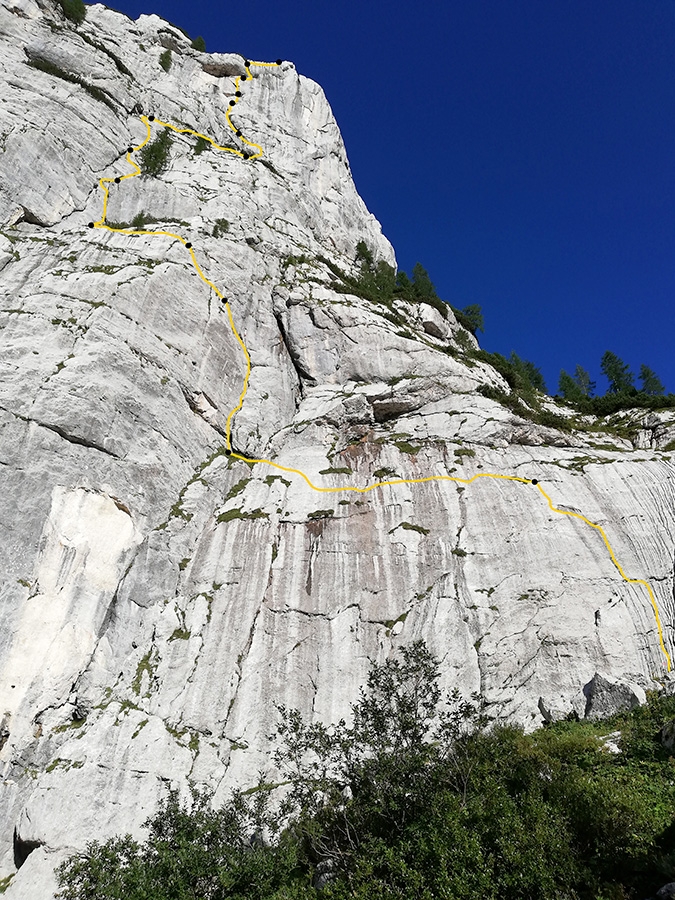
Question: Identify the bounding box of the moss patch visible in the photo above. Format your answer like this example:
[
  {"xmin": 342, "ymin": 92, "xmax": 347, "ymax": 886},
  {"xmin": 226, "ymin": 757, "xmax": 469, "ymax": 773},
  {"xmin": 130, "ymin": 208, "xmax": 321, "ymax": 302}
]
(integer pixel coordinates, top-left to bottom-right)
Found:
[
  {"xmin": 307, "ymin": 509, "xmax": 334, "ymax": 520},
  {"xmin": 169, "ymin": 628, "xmax": 191, "ymax": 642},
  {"xmin": 394, "ymin": 440, "xmax": 421, "ymax": 455},
  {"xmin": 217, "ymin": 507, "xmax": 268, "ymax": 524}
]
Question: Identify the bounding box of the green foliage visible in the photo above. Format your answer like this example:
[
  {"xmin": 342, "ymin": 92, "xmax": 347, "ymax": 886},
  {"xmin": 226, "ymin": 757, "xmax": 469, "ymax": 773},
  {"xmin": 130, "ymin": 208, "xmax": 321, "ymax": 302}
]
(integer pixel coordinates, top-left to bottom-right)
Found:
[
  {"xmin": 473, "ymin": 349, "xmax": 546, "ymax": 398},
  {"xmin": 140, "ymin": 130, "xmax": 173, "ymax": 178},
  {"xmin": 601, "ymin": 350, "xmax": 635, "ymax": 395},
  {"xmin": 394, "ymin": 262, "xmax": 448, "ymax": 318},
  {"xmin": 194, "ymin": 135, "xmax": 210, "ymax": 154},
  {"xmin": 559, "ymin": 365, "xmax": 595, "ymax": 403},
  {"xmin": 191, "ymin": 36, "xmax": 207, "ymax": 52},
  {"xmin": 159, "ymin": 49, "xmax": 172, "ymax": 72},
  {"xmin": 131, "ymin": 212, "xmax": 148, "ymax": 229},
  {"xmin": 78, "ymin": 32, "xmax": 134, "ymax": 78},
  {"xmin": 213, "ymin": 218, "xmax": 230, "ymax": 238},
  {"xmin": 59, "ymin": 0, "xmax": 86, "ymax": 24},
  {"xmin": 640, "ymin": 364, "xmax": 665, "ymax": 396},
  {"xmin": 573, "ymin": 364, "xmax": 595, "ymax": 397},
  {"xmin": 318, "ymin": 250, "xmax": 489, "ymax": 351},
  {"xmin": 298, "ymin": 244, "xmax": 673, "ymax": 421},
  {"xmin": 411, "ymin": 262, "xmax": 436, "ymax": 300},
  {"xmin": 56, "ymin": 649, "xmax": 675, "ymax": 899},
  {"xmin": 354, "ymin": 240, "xmax": 373, "ymax": 268},
  {"xmin": 56, "ymin": 785, "xmax": 306, "ymax": 900},
  {"xmin": 508, "ymin": 351, "xmax": 547, "ymax": 393},
  {"xmin": 454, "ymin": 302, "xmax": 484, "ymax": 334},
  {"xmin": 318, "ymin": 249, "xmax": 398, "ymax": 313},
  {"xmin": 559, "ymin": 369, "xmax": 586, "ymax": 404},
  {"xmin": 556, "ymin": 355, "xmax": 673, "ymax": 416}
]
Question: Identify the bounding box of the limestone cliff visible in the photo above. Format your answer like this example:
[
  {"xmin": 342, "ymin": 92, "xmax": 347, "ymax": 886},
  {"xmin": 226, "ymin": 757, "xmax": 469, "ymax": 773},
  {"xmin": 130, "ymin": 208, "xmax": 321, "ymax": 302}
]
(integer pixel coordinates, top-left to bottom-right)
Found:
[{"xmin": 1, "ymin": 1, "xmax": 675, "ymax": 895}]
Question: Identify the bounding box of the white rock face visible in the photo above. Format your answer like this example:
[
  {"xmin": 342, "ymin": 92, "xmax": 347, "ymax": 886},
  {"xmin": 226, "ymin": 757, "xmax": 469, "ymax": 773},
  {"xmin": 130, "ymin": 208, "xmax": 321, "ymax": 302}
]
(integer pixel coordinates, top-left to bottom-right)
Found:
[{"xmin": 1, "ymin": 1, "xmax": 675, "ymax": 895}]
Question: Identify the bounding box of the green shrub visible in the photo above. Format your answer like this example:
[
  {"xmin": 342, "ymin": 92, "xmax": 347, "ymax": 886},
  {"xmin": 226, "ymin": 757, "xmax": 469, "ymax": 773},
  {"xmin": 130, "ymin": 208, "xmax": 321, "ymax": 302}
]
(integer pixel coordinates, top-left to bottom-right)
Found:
[
  {"xmin": 159, "ymin": 49, "xmax": 172, "ymax": 72},
  {"xmin": 59, "ymin": 0, "xmax": 86, "ymax": 24},
  {"xmin": 454, "ymin": 328, "xmax": 473, "ymax": 351},
  {"xmin": 191, "ymin": 36, "xmax": 206, "ymax": 52},
  {"xmin": 194, "ymin": 135, "xmax": 210, "ymax": 155},
  {"xmin": 453, "ymin": 302, "xmax": 484, "ymax": 334},
  {"xmin": 139, "ymin": 130, "xmax": 173, "ymax": 177},
  {"xmin": 54, "ymin": 643, "xmax": 675, "ymax": 899},
  {"xmin": 212, "ymin": 218, "xmax": 229, "ymax": 237}
]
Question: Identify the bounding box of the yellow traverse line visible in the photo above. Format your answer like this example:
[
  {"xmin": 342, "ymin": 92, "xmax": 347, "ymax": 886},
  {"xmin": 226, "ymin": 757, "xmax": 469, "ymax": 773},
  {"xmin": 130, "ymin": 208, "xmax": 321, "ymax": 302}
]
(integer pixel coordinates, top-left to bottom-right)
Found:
[{"xmin": 87, "ymin": 60, "xmax": 672, "ymax": 673}]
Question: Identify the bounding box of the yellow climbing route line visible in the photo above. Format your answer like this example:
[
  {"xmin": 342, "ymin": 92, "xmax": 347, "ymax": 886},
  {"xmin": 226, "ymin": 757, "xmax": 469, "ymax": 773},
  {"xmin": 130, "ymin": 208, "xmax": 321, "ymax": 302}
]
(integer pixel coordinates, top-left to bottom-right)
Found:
[
  {"xmin": 88, "ymin": 60, "xmax": 672, "ymax": 673},
  {"xmin": 533, "ymin": 483, "xmax": 672, "ymax": 670}
]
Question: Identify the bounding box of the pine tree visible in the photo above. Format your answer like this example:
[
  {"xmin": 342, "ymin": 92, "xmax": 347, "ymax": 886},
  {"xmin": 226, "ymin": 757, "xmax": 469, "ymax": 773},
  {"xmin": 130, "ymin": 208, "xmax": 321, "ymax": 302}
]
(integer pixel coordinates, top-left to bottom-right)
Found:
[
  {"xmin": 59, "ymin": 0, "xmax": 86, "ymax": 24},
  {"xmin": 600, "ymin": 351, "xmax": 635, "ymax": 394},
  {"xmin": 140, "ymin": 130, "xmax": 173, "ymax": 178},
  {"xmin": 572, "ymin": 365, "xmax": 595, "ymax": 397},
  {"xmin": 411, "ymin": 263, "xmax": 437, "ymax": 300},
  {"xmin": 355, "ymin": 240, "xmax": 374, "ymax": 270},
  {"xmin": 510, "ymin": 352, "xmax": 546, "ymax": 393},
  {"xmin": 460, "ymin": 304, "xmax": 484, "ymax": 334},
  {"xmin": 639, "ymin": 364, "xmax": 665, "ymax": 396},
  {"xmin": 558, "ymin": 370, "xmax": 585, "ymax": 403}
]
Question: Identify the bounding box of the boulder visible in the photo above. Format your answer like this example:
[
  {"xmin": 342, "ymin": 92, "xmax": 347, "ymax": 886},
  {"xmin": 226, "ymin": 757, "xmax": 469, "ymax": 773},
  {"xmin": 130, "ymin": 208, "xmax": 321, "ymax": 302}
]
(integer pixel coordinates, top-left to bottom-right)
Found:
[
  {"xmin": 583, "ymin": 673, "xmax": 646, "ymax": 721},
  {"xmin": 657, "ymin": 884, "xmax": 675, "ymax": 900}
]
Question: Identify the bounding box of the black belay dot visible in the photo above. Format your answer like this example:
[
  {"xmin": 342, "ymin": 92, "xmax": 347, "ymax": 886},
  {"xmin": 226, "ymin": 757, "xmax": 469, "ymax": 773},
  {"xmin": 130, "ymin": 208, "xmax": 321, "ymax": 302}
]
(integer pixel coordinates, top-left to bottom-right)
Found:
[
  {"xmin": 114, "ymin": 177, "xmax": 121, "ymax": 183},
  {"xmin": 235, "ymin": 130, "xmax": 242, "ymax": 137},
  {"xmin": 276, "ymin": 59, "xmax": 282, "ymax": 65},
  {"xmin": 235, "ymin": 91, "xmax": 242, "ymax": 97},
  {"xmin": 242, "ymin": 153, "xmax": 249, "ymax": 160},
  {"xmin": 225, "ymin": 448, "xmax": 232, "ymax": 456},
  {"xmin": 244, "ymin": 59, "xmax": 250, "ymax": 67},
  {"xmin": 531, "ymin": 479, "xmax": 538, "ymax": 485},
  {"xmin": 186, "ymin": 242, "xmax": 192, "ymax": 249},
  {"xmin": 148, "ymin": 115, "xmax": 155, "ymax": 121},
  {"xmin": 229, "ymin": 100, "xmax": 236, "ymax": 107},
  {"xmin": 88, "ymin": 222, "xmax": 94, "ymax": 228},
  {"xmin": 127, "ymin": 146, "xmax": 133, "ymax": 153}
]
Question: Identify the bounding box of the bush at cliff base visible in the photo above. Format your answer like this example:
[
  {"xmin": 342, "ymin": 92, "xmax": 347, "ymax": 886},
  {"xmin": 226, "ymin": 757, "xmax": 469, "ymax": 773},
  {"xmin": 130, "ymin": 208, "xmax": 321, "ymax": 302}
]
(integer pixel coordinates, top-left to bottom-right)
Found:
[{"xmin": 56, "ymin": 642, "xmax": 675, "ymax": 900}]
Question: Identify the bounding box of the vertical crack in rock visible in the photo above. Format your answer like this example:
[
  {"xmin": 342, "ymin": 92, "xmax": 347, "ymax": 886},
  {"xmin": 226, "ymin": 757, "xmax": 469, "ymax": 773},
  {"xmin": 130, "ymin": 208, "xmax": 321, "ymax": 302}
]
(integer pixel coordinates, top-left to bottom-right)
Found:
[{"xmin": 272, "ymin": 308, "xmax": 315, "ymax": 398}]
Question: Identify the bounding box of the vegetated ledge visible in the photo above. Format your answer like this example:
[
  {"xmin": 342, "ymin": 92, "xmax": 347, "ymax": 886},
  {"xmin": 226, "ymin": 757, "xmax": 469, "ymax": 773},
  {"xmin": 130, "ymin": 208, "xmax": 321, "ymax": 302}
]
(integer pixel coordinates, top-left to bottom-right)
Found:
[
  {"xmin": 216, "ymin": 507, "xmax": 268, "ymax": 524},
  {"xmin": 24, "ymin": 55, "xmax": 119, "ymax": 112}
]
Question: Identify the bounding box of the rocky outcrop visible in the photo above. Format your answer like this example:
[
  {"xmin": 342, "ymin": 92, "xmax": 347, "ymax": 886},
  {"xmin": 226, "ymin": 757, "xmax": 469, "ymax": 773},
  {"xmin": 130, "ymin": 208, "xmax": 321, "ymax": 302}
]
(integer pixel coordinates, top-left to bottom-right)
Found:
[
  {"xmin": 1, "ymin": 1, "xmax": 675, "ymax": 896},
  {"xmin": 583, "ymin": 672, "xmax": 647, "ymax": 720}
]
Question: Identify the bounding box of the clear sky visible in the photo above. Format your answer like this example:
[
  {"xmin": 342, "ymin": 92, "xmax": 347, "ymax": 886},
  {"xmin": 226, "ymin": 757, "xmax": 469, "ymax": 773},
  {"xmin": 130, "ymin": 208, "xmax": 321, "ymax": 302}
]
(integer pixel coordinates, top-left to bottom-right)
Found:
[{"xmin": 101, "ymin": 0, "xmax": 675, "ymax": 396}]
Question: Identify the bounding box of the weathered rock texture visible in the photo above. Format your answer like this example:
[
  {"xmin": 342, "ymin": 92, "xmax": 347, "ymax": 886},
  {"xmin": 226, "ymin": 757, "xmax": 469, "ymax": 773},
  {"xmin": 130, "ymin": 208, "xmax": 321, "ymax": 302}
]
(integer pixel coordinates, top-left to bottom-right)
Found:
[{"xmin": 1, "ymin": 0, "xmax": 675, "ymax": 895}]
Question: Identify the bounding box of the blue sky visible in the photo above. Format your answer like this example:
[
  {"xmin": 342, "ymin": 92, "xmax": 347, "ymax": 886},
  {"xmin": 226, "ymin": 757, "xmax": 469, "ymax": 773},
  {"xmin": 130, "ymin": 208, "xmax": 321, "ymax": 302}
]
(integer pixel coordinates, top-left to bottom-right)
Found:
[{"xmin": 103, "ymin": 0, "xmax": 675, "ymax": 396}]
